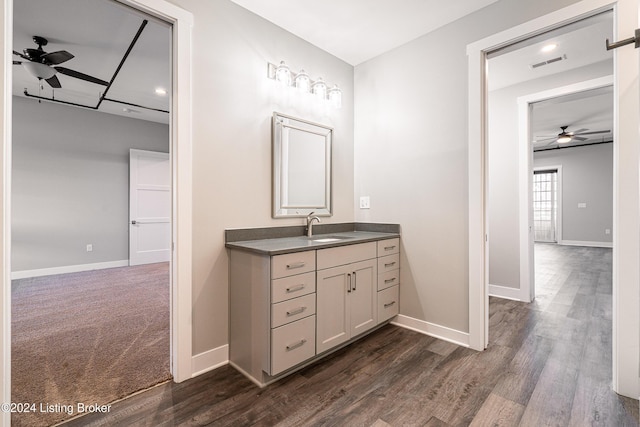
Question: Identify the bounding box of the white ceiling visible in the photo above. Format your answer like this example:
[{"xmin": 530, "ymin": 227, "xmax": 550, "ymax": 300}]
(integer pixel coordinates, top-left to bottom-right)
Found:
[
  {"xmin": 13, "ymin": 0, "xmax": 170, "ymax": 124},
  {"xmin": 229, "ymin": 0, "xmax": 499, "ymax": 66}
]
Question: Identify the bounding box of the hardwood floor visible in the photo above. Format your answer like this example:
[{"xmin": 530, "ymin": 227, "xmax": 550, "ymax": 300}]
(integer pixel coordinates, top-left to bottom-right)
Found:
[{"xmin": 63, "ymin": 244, "xmax": 638, "ymax": 426}]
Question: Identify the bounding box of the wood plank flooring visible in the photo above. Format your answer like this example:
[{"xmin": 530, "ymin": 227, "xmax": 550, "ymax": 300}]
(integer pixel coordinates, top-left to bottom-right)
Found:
[{"xmin": 63, "ymin": 244, "xmax": 638, "ymax": 426}]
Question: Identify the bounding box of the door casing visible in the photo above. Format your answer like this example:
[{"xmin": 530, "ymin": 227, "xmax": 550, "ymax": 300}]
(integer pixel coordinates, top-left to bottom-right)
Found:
[
  {"xmin": 0, "ymin": 1, "xmax": 194, "ymax": 423},
  {"xmin": 467, "ymin": 0, "xmax": 639, "ymax": 399}
]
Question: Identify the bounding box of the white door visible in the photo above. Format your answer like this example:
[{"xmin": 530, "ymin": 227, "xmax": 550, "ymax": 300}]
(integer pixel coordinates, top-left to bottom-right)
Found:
[{"xmin": 129, "ymin": 149, "xmax": 170, "ymax": 266}]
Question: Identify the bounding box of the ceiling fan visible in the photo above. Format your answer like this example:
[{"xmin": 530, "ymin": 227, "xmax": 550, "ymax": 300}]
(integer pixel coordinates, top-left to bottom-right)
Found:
[
  {"xmin": 536, "ymin": 125, "xmax": 611, "ymax": 145},
  {"xmin": 12, "ymin": 36, "xmax": 109, "ymax": 89}
]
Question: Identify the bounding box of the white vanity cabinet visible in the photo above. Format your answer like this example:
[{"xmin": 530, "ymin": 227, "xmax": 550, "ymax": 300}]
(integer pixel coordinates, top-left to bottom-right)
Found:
[
  {"xmin": 228, "ymin": 232, "xmax": 400, "ymax": 387},
  {"xmin": 316, "ymin": 242, "xmax": 378, "ymax": 354}
]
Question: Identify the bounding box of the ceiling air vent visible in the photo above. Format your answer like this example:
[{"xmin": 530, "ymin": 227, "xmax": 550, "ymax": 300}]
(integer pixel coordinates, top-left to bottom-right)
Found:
[{"xmin": 530, "ymin": 54, "xmax": 567, "ymax": 69}]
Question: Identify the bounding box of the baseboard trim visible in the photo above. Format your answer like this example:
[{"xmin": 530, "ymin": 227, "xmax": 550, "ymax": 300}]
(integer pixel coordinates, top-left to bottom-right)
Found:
[
  {"xmin": 559, "ymin": 240, "xmax": 613, "ymax": 248},
  {"xmin": 392, "ymin": 314, "xmax": 469, "ymax": 347},
  {"xmin": 489, "ymin": 284, "xmax": 527, "ymax": 301},
  {"xmin": 191, "ymin": 344, "xmax": 229, "ymax": 378},
  {"xmin": 11, "ymin": 260, "xmax": 130, "ymax": 280}
]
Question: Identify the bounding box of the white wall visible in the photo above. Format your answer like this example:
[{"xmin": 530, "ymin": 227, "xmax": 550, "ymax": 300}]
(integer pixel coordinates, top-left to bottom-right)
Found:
[
  {"xmin": 354, "ymin": 0, "xmax": 584, "ymax": 333},
  {"xmin": 11, "ymin": 96, "xmax": 169, "ymax": 273},
  {"xmin": 169, "ymin": 0, "xmax": 354, "ymax": 355},
  {"xmin": 487, "ymin": 60, "xmax": 612, "ymax": 289},
  {"xmin": 535, "ymin": 143, "xmax": 613, "ymax": 245}
]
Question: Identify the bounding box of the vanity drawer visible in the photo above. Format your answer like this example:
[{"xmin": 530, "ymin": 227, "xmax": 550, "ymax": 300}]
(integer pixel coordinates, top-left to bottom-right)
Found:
[
  {"xmin": 270, "ymin": 315, "xmax": 316, "ymax": 376},
  {"xmin": 378, "ymin": 254, "xmax": 399, "ymax": 274},
  {"xmin": 378, "ymin": 269, "xmax": 400, "ymax": 291},
  {"xmin": 317, "ymin": 242, "xmax": 376, "ymax": 270},
  {"xmin": 272, "ymin": 251, "xmax": 316, "ymax": 279},
  {"xmin": 377, "ymin": 238, "xmax": 399, "ymax": 256},
  {"xmin": 271, "ymin": 293, "xmax": 316, "ymax": 328},
  {"xmin": 378, "ymin": 285, "xmax": 399, "ymax": 323},
  {"xmin": 271, "ymin": 271, "xmax": 316, "ymax": 303}
]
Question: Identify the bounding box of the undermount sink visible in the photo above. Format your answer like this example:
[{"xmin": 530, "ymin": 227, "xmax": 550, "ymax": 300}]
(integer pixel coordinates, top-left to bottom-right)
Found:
[{"xmin": 310, "ymin": 235, "xmax": 351, "ymax": 243}]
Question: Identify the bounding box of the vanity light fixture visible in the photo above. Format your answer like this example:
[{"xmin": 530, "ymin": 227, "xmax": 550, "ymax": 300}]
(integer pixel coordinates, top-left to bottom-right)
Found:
[
  {"xmin": 267, "ymin": 61, "xmax": 343, "ymax": 108},
  {"xmin": 312, "ymin": 77, "xmax": 327, "ymax": 99},
  {"xmin": 328, "ymin": 85, "xmax": 342, "ymax": 109},
  {"xmin": 275, "ymin": 61, "xmax": 292, "ymax": 86},
  {"xmin": 541, "ymin": 43, "xmax": 557, "ymax": 53},
  {"xmin": 295, "ymin": 69, "xmax": 311, "ymax": 92}
]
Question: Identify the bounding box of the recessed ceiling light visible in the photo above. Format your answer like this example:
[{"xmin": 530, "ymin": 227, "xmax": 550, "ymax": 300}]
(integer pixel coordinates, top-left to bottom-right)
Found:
[
  {"xmin": 541, "ymin": 43, "xmax": 557, "ymax": 53},
  {"xmin": 155, "ymin": 87, "xmax": 167, "ymax": 96}
]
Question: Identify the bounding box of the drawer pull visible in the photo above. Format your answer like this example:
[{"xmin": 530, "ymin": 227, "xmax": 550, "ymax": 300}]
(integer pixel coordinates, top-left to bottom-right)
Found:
[
  {"xmin": 384, "ymin": 245, "xmax": 396, "ymax": 250},
  {"xmin": 384, "ymin": 262, "xmax": 397, "ymax": 267},
  {"xmin": 384, "ymin": 278, "xmax": 397, "ymax": 284},
  {"xmin": 286, "ymin": 284, "xmax": 305, "ymax": 293},
  {"xmin": 286, "ymin": 306, "xmax": 307, "ymax": 316},
  {"xmin": 384, "ymin": 301, "xmax": 396, "ymax": 308},
  {"xmin": 286, "ymin": 339, "xmax": 307, "ymax": 351},
  {"xmin": 286, "ymin": 261, "xmax": 306, "ymax": 269}
]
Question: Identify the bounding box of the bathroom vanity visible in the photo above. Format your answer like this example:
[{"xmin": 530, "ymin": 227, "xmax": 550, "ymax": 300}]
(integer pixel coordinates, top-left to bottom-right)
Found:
[{"xmin": 226, "ymin": 223, "xmax": 400, "ymax": 387}]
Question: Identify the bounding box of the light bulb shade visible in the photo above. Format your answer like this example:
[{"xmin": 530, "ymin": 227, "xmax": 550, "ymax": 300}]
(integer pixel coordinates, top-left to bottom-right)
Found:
[
  {"xmin": 557, "ymin": 135, "xmax": 572, "ymax": 143},
  {"xmin": 22, "ymin": 62, "xmax": 56, "ymax": 80},
  {"xmin": 328, "ymin": 85, "xmax": 342, "ymax": 108},
  {"xmin": 295, "ymin": 69, "xmax": 310, "ymax": 92},
  {"xmin": 312, "ymin": 78, "xmax": 327, "ymax": 99},
  {"xmin": 275, "ymin": 61, "xmax": 291, "ymax": 86}
]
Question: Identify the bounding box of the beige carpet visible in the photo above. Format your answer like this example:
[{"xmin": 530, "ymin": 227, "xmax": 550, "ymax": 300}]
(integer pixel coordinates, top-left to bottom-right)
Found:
[{"xmin": 11, "ymin": 262, "xmax": 171, "ymax": 427}]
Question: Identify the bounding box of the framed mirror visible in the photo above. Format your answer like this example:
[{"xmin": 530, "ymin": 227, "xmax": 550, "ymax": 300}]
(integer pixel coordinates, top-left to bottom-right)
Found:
[{"xmin": 272, "ymin": 112, "xmax": 333, "ymax": 218}]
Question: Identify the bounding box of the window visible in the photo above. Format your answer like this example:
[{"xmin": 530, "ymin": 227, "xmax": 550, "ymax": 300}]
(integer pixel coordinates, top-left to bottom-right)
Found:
[{"xmin": 533, "ymin": 170, "xmax": 558, "ymax": 242}]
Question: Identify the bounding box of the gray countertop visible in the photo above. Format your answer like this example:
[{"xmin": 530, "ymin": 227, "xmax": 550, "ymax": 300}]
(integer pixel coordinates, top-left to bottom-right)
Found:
[{"xmin": 225, "ymin": 230, "xmax": 399, "ymax": 255}]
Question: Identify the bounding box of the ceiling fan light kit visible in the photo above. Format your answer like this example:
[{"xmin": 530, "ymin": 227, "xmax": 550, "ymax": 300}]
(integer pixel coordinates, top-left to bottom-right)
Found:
[{"xmin": 21, "ymin": 61, "xmax": 55, "ymax": 80}]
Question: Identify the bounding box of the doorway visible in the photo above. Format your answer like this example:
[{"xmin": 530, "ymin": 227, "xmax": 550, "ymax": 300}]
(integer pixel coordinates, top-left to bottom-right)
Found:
[
  {"xmin": 467, "ymin": 0, "xmax": 640, "ymax": 399},
  {"xmin": 10, "ymin": 1, "xmax": 173, "ymax": 424},
  {"xmin": 0, "ymin": 0, "xmax": 194, "ymax": 423}
]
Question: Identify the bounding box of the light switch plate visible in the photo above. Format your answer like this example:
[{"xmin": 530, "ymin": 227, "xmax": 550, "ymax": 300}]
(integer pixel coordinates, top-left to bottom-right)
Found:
[
  {"xmin": 578, "ymin": 202, "xmax": 587, "ymax": 208},
  {"xmin": 359, "ymin": 196, "xmax": 370, "ymax": 209}
]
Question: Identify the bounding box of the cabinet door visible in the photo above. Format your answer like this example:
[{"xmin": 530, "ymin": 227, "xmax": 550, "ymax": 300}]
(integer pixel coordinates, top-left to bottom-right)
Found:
[
  {"xmin": 349, "ymin": 259, "xmax": 377, "ymax": 337},
  {"xmin": 316, "ymin": 264, "xmax": 350, "ymax": 354}
]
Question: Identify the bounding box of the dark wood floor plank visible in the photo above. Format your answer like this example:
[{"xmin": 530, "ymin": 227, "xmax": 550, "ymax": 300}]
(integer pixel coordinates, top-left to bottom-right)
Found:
[
  {"xmin": 60, "ymin": 245, "xmax": 638, "ymax": 427},
  {"xmin": 492, "ymin": 333, "xmax": 554, "ymax": 405},
  {"xmin": 469, "ymin": 392, "xmax": 525, "ymax": 427}
]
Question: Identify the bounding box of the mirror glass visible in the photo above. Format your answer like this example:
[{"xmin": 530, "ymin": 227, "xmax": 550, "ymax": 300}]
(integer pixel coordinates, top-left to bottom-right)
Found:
[{"xmin": 272, "ymin": 112, "xmax": 332, "ymax": 217}]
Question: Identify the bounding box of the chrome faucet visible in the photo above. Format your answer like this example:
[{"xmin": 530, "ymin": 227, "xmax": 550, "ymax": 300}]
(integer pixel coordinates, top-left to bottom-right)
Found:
[{"xmin": 306, "ymin": 212, "xmax": 321, "ymax": 237}]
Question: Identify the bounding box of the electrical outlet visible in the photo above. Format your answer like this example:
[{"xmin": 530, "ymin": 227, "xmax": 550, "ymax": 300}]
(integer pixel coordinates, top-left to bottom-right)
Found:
[
  {"xmin": 578, "ymin": 202, "xmax": 587, "ymax": 208},
  {"xmin": 359, "ymin": 196, "xmax": 370, "ymax": 209},
  {"xmin": 605, "ymin": 229, "xmax": 611, "ymax": 235},
  {"xmin": 86, "ymin": 244, "xmax": 93, "ymax": 252}
]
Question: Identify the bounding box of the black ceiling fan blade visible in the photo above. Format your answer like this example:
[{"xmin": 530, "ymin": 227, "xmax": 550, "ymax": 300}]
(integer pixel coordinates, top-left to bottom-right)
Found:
[
  {"xmin": 13, "ymin": 50, "xmax": 30, "ymax": 60},
  {"xmin": 534, "ymin": 136, "xmax": 557, "ymax": 142},
  {"xmin": 13, "ymin": 60, "xmax": 22, "ymax": 65},
  {"xmin": 568, "ymin": 128, "xmax": 588, "ymax": 135},
  {"xmin": 572, "ymin": 136, "xmax": 588, "ymax": 141},
  {"xmin": 45, "ymin": 75, "xmax": 62, "ymax": 89},
  {"xmin": 41, "ymin": 50, "xmax": 74, "ymax": 65},
  {"xmin": 574, "ymin": 130, "xmax": 611, "ymax": 135},
  {"xmin": 54, "ymin": 66, "xmax": 108, "ymax": 86}
]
